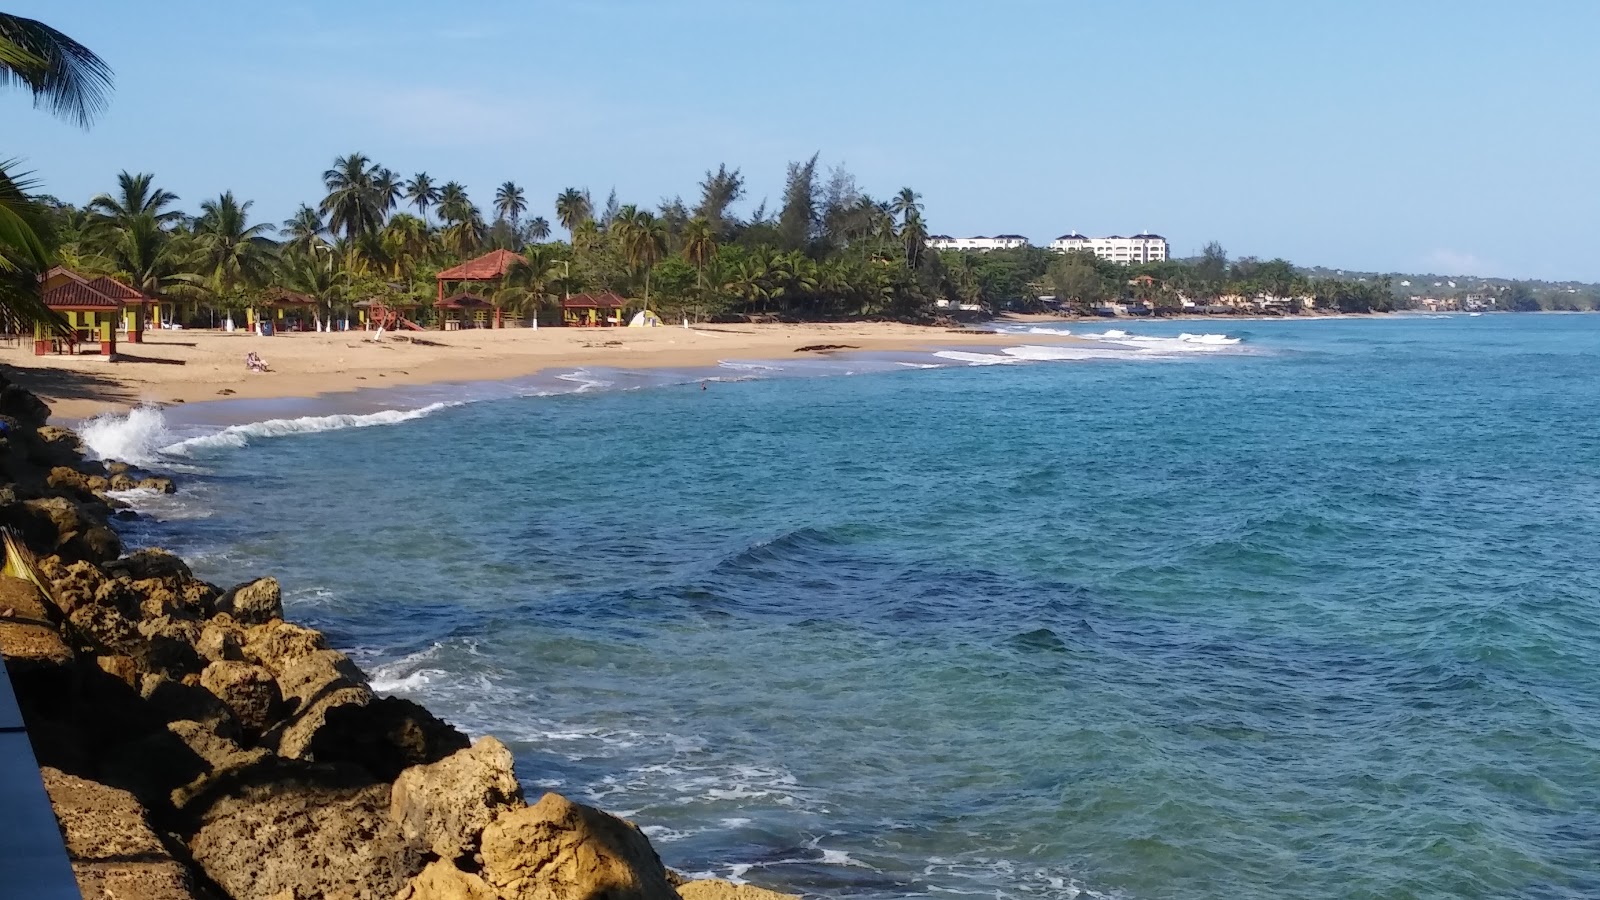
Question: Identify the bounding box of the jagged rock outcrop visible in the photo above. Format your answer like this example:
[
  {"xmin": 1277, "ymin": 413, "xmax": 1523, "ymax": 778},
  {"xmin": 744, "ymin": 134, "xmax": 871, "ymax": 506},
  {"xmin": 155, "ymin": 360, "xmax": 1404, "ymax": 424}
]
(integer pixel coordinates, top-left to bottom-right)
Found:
[
  {"xmin": 215, "ymin": 577, "xmax": 283, "ymax": 625},
  {"xmin": 677, "ymin": 881, "xmax": 800, "ymax": 900},
  {"xmin": 200, "ymin": 660, "xmax": 283, "ymax": 736},
  {"xmin": 480, "ymin": 792, "xmax": 679, "ymax": 900},
  {"xmin": 189, "ymin": 778, "xmax": 424, "ymax": 900},
  {"xmin": 41, "ymin": 767, "xmax": 199, "ymax": 900},
  {"xmin": 391, "ymin": 736, "xmax": 526, "ymax": 862},
  {"xmin": 394, "ymin": 860, "xmax": 501, "ymax": 900}
]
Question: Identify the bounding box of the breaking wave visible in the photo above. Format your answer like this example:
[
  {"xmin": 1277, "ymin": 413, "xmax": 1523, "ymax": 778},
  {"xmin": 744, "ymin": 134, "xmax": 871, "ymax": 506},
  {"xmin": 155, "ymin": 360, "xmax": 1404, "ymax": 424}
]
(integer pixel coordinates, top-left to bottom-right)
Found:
[{"xmin": 78, "ymin": 403, "xmax": 458, "ymax": 463}]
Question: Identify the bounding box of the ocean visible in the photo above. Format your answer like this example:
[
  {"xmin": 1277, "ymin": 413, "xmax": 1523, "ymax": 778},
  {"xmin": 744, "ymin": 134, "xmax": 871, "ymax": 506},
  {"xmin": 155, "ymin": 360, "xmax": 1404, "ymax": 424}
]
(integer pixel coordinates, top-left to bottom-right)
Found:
[{"xmin": 84, "ymin": 316, "xmax": 1600, "ymax": 899}]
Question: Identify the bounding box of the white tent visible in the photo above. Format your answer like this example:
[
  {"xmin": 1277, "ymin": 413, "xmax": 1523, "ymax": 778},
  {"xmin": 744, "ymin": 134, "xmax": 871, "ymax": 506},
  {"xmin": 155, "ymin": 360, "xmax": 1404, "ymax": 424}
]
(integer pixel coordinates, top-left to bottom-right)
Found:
[{"xmin": 628, "ymin": 309, "xmax": 663, "ymax": 327}]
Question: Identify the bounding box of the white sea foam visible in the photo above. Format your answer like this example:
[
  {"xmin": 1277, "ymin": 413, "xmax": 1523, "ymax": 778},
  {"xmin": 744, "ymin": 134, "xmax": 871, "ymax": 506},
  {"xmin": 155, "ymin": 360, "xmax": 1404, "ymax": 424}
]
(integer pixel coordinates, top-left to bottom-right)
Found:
[
  {"xmin": 999, "ymin": 345, "xmax": 1135, "ymax": 362},
  {"xmin": 932, "ymin": 350, "xmax": 1023, "ymax": 366},
  {"xmin": 555, "ymin": 369, "xmax": 612, "ymax": 392},
  {"xmin": 79, "ymin": 405, "xmax": 176, "ymax": 465},
  {"xmin": 164, "ymin": 403, "xmax": 458, "ymax": 456}
]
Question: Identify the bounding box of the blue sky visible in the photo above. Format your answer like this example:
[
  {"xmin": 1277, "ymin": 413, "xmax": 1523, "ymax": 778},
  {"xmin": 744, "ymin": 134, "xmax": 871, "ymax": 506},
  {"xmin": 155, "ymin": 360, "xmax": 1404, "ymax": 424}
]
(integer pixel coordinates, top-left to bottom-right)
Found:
[{"xmin": 10, "ymin": 0, "xmax": 1599, "ymax": 280}]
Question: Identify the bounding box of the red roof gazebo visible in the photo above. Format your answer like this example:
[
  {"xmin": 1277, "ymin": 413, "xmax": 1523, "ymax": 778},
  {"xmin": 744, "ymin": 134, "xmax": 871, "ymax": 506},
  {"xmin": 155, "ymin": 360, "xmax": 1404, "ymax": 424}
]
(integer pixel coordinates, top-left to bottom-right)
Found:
[
  {"xmin": 436, "ymin": 249, "xmax": 522, "ymax": 328},
  {"xmin": 560, "ymin": 292, "xmax": 627, "ymax": 327},
  {"xmin": 433, "ymin": 292, "xmax": 494, "ymax": 330}
]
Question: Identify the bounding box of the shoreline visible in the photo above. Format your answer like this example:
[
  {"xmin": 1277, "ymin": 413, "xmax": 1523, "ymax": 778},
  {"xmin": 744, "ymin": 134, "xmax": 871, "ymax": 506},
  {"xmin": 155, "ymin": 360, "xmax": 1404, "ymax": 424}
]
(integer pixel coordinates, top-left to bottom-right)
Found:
[
  {"xmin": 0, "ymin": 370, "xmax": 796, "ymax": 900},
  {"xmin": 2, "ymin": 319, "xmax": 1101, "ymax": 422}
]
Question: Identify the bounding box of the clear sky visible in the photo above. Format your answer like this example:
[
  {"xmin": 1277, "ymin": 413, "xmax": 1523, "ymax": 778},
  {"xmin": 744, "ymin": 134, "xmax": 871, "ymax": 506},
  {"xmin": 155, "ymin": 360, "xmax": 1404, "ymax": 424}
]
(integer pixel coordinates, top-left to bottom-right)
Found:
[{"xmin": 9, "ymin": 0, "xmax": 1599, "ymax": 280}]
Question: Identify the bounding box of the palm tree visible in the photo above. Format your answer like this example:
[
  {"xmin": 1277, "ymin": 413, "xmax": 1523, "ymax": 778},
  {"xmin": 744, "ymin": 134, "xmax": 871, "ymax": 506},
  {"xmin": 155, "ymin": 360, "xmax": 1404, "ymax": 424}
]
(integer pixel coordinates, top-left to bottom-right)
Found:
[
  {"xmin": 503, "ymin": 244, "xmax": 564, "ymax": 321},
  {"xmin": 194, "ymin": 191, "xmax": 274, "ymax": 296},
  {"xmin": 0, "ymin": 164, "xmax": 66, "ymax": 326},
  {"xmin": 88, "ymin": 171, "xmax": 183, "ymax": 228},
  {"xmin": 523, "ymin": 216, "xmax": 550, "ymax": 243},
  {"xmin": 682, "ymin": 217, "xmax": 717, "ymax": 296},
  {"xmin": 320, "ymin": 153, "xmax": 382, "ymax": 242},
  {"xmin": 0, "ymin": 13, "xmax": 113, "ymax": 128},
  {"xmin": 280, "ymin": 204, "xmax": 328, "ymax": 256},
  {"xmin": 437, "ymin": 182, "xmax": 471, "ymax": 225},
  {"xmin": 379, "ymin": 213, "xmax": 431, "ymax": 280},
  {"xmin": 554, "ymin": 188, "xmax": 591, "ymax": 237},
  {"xmin": 495, "ymin": 181, "xmax": 527, "ymax": 232},
  {"xmin": 405, "ymin": 172, "xmax": 440, "ymax": 224},
  {"xmin": 900, "ymin": 209, "xmax": 929, "ymax": 270},
  {"xmin": 92, "ymin": 213, "xmax": 203, "ymax": 300},
  {"xmin": 373, "ymin": 168, "xmax": 402, "ymax": 218},
  {"xmin": 614, "ymin": 208, "xmax": 667, "ymax": 310},
  {"xmin": 442, "ymin": 205, "xmax": 486, "ymax": 258},
  {"xmin": 890, "ymin": 187, "xmax": 923, "ymax": 227}
]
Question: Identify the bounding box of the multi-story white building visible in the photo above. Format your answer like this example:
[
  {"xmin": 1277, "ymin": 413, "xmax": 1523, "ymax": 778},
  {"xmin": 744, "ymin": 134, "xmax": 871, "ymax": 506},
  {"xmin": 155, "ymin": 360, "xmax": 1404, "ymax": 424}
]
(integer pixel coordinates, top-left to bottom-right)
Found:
[
  {"xmin": 1049, "ymin": 232, "xmax": 1168, "ymax": 264},
  {"xmin": 927, "ymin": 234, "xmax": 1030, "ymax": 252}
]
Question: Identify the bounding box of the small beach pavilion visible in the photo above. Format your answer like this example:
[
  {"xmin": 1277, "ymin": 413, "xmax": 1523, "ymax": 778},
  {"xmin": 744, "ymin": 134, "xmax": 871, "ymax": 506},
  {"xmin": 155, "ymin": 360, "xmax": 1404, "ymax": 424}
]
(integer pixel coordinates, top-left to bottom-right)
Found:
[
  {"xmin": 434, "ymin": 292, "xmax": 494, "ymax": 329},
  {"xmin": 37, "ymin": 267, "xmax": 145, "ymax": 355},
  {"xmin": 561, "ymin": 292, "xmax": 627, "ymax": 327},
  {"xmin": 250, "ymin": 288, "xmax": 318, "ymax": 333},
  {"xmin": 436, "ymin": 249, "xmax": 521, "ymax": 328}
]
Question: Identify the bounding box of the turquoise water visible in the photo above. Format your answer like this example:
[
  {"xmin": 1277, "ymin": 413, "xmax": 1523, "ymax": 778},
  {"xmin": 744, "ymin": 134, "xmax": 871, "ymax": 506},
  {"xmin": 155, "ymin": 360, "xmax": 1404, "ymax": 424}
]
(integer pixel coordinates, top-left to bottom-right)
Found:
[{"xmin": 105, "ymin": 316, "xmax": 1600, "ymax": 898}]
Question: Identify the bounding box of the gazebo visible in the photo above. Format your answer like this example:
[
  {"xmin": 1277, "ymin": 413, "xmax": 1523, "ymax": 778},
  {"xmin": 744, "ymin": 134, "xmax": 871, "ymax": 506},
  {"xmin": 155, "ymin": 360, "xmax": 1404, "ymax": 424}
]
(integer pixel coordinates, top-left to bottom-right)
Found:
[
  {"xmin": 84, "ymin": 276, "xmax": 152, "ymax": 341},
  {"xmin": 39, "ymin": 267, "xmax": 127, "ymax": 355},
  {"xmin": 434, "ymin": 292, "xmax": 494, "ymax": 330},
  {"xmin": 251, "ymin": 289, "xmax": 318, "ymax": 333},
  {"xmin": 435, "ymin": 249, "xmax": 521, "ymax": 328},
  {"xmin": 561, "ymin": 292, "xmax": 627, "ymax": 327}
]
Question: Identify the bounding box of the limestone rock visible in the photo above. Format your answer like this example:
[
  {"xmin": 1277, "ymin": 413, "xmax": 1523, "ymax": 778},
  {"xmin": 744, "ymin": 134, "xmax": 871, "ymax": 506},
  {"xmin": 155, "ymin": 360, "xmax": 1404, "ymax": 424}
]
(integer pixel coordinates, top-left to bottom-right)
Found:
[
  {"xmin": 189, "ymin": 779, "xmax": 425, "ymax": 900},
  {"xmin": 243, "ymin": 618, "xmax": 328, "ymax": 672},
  {"xmin": 41, "ymin": 767, "xmax": 199, "ymax": 900},
  {"xmin": 140, "ymin": 672, "xmax": 235, "ymax": 729},
  {"xmin": 0, "ymin": 575, "xmax": 71, "ymax": 667},
  {"xmin": 391, "ymin": 736, "xmax": 525, "ymax": 861},
  {"xmin": 197, "ymin": 618, "xmax": 246, "ymax": 662},
  {"xmin": 136, "ymin": 614, "xmax": 204, "ymax": 675},
  {"xmin": 480, "ymin": 792, "xmax": 678, "ymax": 900},
  {"xmin": 216, "ymin": 577, "xmax": 283, "ymax": 625},
  {"xmin": 96, "ymin": 652, "xmax": 139, "ymax": 687},
  {"xmin": 677, "ymin": 881, "xmax": 800, "ymax": 900},
  {"xmin": 277, "ymin": 690, "xmax": 469, "ymax": 782},
  {"xmin": 23, "ymin": 496, "xmax": 121, "ymax": 562},
  {"xmin": 46, "ymin": 557, "xmax": 108, "ymax": 615},
  {"xmin": 138, "ymin": 475, "xmax": 178, "ymax": 494},
  {"xmin": 104, "ymin": 547, "xmax": 194, "ymax": 582},
  {"xmin": 68, "ymin": 600, "xmax": 141, "ymax": 654},
  {"xmin": 200, "ymin": 660, "xmax": 284, "ymax": 735},
  {"xmin": 394, "ymin": 861, "xmax": 499, "ymax": 900}
]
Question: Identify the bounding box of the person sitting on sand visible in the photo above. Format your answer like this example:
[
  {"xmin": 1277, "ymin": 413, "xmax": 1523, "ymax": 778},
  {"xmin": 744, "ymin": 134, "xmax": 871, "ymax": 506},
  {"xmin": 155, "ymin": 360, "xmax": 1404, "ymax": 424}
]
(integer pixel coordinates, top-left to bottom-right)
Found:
[{"xmin": 245, "ymin": 352, "xmax": 269, "ymax": 373}]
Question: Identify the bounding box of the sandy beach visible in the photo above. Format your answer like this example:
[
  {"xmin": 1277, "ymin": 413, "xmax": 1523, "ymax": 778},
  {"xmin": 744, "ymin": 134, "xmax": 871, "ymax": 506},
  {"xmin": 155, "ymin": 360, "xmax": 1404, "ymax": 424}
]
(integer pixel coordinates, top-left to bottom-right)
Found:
[{"xmin": 0, "ymin": 319, "xmax": 1076, "ymax": 421}]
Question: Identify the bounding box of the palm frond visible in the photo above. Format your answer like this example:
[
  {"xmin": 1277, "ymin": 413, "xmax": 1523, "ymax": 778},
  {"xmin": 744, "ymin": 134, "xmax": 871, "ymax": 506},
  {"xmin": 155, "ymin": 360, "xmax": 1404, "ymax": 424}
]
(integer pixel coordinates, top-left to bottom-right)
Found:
[{"xmin": 0, "ymin": 14, "xmax": 113, "ymax": 128}]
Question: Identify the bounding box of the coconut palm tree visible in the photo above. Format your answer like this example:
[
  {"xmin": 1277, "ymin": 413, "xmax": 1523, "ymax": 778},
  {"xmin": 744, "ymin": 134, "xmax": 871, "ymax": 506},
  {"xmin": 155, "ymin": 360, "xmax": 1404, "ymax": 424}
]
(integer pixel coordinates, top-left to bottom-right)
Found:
[
  {"xmin": 522, "ymin": 216, "xmax": 550, "ymax": 243},
  {"xmin": 320, "ymin": 153, "xmax": 382, "ymax": 243},
  {"xmin": 194, "ymin": 191, "xmax": 274, "ymax": 296},
  {"xmin": 554, "ymin": 187, "xmax": 591, "ymax": 237},
  {"xmin": 442, "ymin": 205, "xmax": 486, "ymax": 259},
  {"xmin": 379, "ymin": 213, "xmax": 431, "ymax": 280},
  {"xmin": 614, "ymin": 208, "xmax": 667, "ymax": 310},
  {"xmin": 890, "ymin": 187, "xmax": 922, "ymax": 227},
  {"xmin": 373, "ymin": 167, "xmax": 402, "ymax": 218},
  {"xmin": 92, "ymin": 213, "xmax": 203, "ymax": 300},
  {"xmin": 900, "ymin": 209, "xmax": 928, "ymax": 270},
  {"xmin": 682, "ymin": 217, "xmax": 717, "ymax": 295},
  {"xmin": 280, "ymin": 204, "xmax": 328, "ymax": 256},
  {"xmin": 495, "ymin": 181, "xmax": 527, "ymax": 232},
  {"xmin": 88, "ymin": 171, "xmax": 183, "ymax": 229},
  {"xmin": 0, "ymin": 13, "xmax": 113, "ymax": 128},
  {"xmin": 437, "ymin": 182, "xmax": 471, "ymax": 225},
  {"xmin": 404, "ymin": 172, "xmax": 440, "ymax": 224},
  {"xmin": 503, "ymin": 244, "xmax": 564, "ymax": 321}
]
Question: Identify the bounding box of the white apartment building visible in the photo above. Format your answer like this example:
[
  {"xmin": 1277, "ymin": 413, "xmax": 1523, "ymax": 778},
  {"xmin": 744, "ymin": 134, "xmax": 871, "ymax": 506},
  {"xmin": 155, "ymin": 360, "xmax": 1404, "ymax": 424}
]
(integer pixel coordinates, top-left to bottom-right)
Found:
[
  {"xmin": 1050, "ymin": 232, "xmax": 1169, "ymax": 264},
  {"xmin": 927, "ymin": 234, "xmax": 1030, "ymax": 252}
]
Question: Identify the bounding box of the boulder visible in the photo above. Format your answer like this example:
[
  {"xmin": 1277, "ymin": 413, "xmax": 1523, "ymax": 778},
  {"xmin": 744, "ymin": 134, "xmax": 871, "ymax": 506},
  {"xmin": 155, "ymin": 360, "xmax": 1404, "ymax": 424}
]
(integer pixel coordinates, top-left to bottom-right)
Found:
[
  {"xmin": 189, "ymin": 779, "xmax": 425, "ymax": 900},
  {"xmin": 394, "ymin": 861, "xmax": 499, "ymax": 900},
  {"xmin": 41, "ymin": 767, "xmax": 200, "ymax": 900},
  {"xmin": 140, "ymin": 672, "xmax": 236, "ymax": 730},
  {"xmin": 137, "ymin": 475, "xmax": 178, "ymax": 494},
  {"xmin": 197, "ymin": 618, "xmax": 246, "ymax": 662},
  {"xmin": 216, "ymin": 577, "xmax": 283, "ymax": 625},
  {"xmin": 677, "ymin": 881, "xmax": 800, "ymax": 900},
  {"xmin": 200, "ymin": 660, "xmax": 284, "ymax": 735},
  {"xmin": 391, "ymin": 736, "xmax": 525, "ymax": 862},
  {"xmin": 45, "ymin": 557, "xmax": 108, "ymax": 615},
  {"xmin": 48, "ymin": 465, "xmax": 107, "ymax": 499},
  {"xmin": 277, "ymin": 691, "xmax": 469, "ymax": 782},
  {"xmin": 110, "ymin": 472, "xmax": 140, "ymax": 492},
  {"xmin": 274, "ymin": 647, "xmax": 370, "ymax": 707},
  {"xmin": 96, "ymin": 653, "xmax": 139, "ymax": 688},
  {"xmin": 104, "ymin": 547, "xmax": 194, "ymax": 582},
  {"xmin": 29, "ymin": 425, "xmax": 83, "ymax": 465},
  {"xmin": 136, "ymin": 615, "xmax": 204, "ymax": 675},
  {"xmin": 242, "ymin": 618, "xmax": 328, "ymax": 671},
  {"xmin": 480, "ymin": 792, "xmax": 678, "ymax": 900},
  {"xmin": 0, "ymin": 575, "xmax": 71, "ymax": 668},
  {"xmin": 68, "ymin": 600, "xmax": 142, "ymax": 655},
  {"xmin": 23, "ymin": 496, "xmax": 121, "ymax": 562},
  {"xmin": 2, "ymin": 385, "xmax": 53, "ymax": 428}
]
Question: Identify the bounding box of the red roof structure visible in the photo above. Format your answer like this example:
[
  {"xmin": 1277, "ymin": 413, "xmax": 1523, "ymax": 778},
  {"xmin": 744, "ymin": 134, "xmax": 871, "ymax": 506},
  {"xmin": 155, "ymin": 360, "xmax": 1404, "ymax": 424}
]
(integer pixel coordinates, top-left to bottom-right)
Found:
[
  {"xmin": 260, "ymin": 288, "xmax": 316, "ymax": 307},
  {"xmin": 43, "ymin": 280, "xmax": 123, "ymax": 311},
  {"xmin": 436, "ymin": 249, "xmax": 522, "ymax": 282},
  {"xmin": 561, "ymin": 292, "xmax": 627, "ymax": 310},
  {"xmin": 85, "ymin": 276, "xmax": 149, "ymax": 305},
  {"xmin": 434, "ymin": 292, "xmax": 493, "ymax": 310}
]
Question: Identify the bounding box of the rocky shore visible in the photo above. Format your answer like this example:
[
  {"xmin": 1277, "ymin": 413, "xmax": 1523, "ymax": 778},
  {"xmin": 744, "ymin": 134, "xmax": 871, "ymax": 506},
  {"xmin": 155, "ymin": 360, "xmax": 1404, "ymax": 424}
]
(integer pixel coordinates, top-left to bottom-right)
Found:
[{"xmin": 0, "ymin": 372, "xmax": 794, "ymax": 900}]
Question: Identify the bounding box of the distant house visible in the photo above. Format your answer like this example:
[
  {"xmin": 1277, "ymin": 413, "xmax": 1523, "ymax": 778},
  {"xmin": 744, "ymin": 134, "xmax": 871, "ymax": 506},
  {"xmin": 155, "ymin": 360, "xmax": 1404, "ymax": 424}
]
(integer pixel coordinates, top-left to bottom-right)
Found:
[{"xmin": 926, "ymin": 234, "xmax": 1030, "ymax": 252}]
